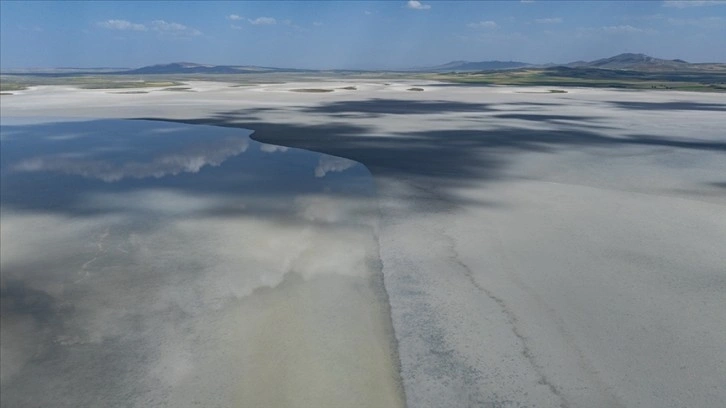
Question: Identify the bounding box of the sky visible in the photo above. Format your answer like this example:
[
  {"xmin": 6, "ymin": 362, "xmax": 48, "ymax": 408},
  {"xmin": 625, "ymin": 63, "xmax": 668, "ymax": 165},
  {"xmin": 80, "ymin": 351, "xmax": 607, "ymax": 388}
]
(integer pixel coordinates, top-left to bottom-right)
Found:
[{"xmin": 1, "ymin": 0, "xmax": 725, "ymax": 69}]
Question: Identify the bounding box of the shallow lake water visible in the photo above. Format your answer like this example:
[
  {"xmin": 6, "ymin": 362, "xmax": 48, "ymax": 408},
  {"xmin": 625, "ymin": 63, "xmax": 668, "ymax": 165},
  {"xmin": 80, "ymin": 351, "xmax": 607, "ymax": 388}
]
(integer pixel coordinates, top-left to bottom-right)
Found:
[{"xmin": 0, "ymin": 118, "xmax": 404, "ymax": 407}]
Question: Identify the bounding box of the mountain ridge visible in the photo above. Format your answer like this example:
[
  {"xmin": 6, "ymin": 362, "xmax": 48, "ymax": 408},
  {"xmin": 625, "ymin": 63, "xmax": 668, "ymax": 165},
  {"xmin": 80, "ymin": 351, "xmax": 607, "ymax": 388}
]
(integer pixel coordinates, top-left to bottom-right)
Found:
[
  {"xmin": 566, "ymin": 53, "xmax": 691, "ymax": 70},
  {"xmin": 3, "ymin": 53, "xmax": 724, "ymax": 75},
  {"xmin": 419, "ymin": 53, "xmax": 724, "ymax": 73},
  {"xmin": 418, "ymin": 60, "xmax": 531, "ymax": 72},
  {"xmin": 124, "ymin": 62, "xmax": 313, "ymax": 74}
]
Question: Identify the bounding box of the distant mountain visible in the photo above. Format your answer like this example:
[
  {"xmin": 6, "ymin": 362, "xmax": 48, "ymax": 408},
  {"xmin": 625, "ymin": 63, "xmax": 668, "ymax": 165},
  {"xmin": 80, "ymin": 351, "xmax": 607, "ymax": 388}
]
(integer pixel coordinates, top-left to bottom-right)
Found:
[
  {"xmin": 1, "ymin": 62, "xmax": 311, "ymax": 76},
  {"xmin": 419, "ymin": 53, "xmax": 724, "ymax": 74},
  {"xmin": 566, "ymin": 53, "xmax": 692, "ymax": 71},
  {"xmin": 420, "ymin": 54, "xmax": 698, "ymax": 73},
  {"xmin": 125, "ymin": 62, "xmax": 241, "ymax": 74},
  {"xmin": 123, "ymin": 62, "xmax": 311, "ymax": 74},
  {"xmin": 4, "ymin": 54, "xmax": 724, "ymax": 77},
  {"xmin": 417, "ymin": 60, "xmax": 532, "ymax": 72}
]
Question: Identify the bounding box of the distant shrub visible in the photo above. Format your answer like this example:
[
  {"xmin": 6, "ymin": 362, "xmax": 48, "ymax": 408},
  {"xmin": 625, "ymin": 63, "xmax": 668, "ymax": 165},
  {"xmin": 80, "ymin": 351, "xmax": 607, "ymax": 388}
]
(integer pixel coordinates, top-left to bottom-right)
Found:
[{"xmin": 290, "ymin": 88, "xmax": 334, "ymax": 93}]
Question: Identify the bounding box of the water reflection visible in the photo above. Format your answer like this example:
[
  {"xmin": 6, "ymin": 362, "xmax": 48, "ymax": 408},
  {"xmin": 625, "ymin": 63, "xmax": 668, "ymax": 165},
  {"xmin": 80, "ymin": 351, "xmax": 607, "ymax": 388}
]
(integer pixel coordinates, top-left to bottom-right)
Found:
[
  {"xmin": 1, "ymin": 119, "xmax": 371, "ymax": 214},
  {"xmin": 315, "ymin": 155, "xmax": 358, "ymax": 178},
  {"xmin": 6, "ymin": 120, "xmax": 250, "ymax": 182},
  {"xmin": 13, "ymin": 139, "xmax": 249, "ymax": 182},
  {"xmin": 0, "ymin": 119, "xmax": 403, "ymax": 408},
  {"xmin": 259, "ymin": 143, "xmax": 289, "ymax": 153}
]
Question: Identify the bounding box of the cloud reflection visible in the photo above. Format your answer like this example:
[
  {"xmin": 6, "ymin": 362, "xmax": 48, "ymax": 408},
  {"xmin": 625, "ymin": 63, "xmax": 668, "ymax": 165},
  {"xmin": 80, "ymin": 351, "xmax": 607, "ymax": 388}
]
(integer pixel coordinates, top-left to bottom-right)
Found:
[
  {"xmin": 315, "ymin": 155, "xmax": 357, "ymax": 178},
  {"xmin": 0, "ymin": 189, "xmax": 388, "ymax": 406},
  {"xmin": 259, "ymin": 143, "xmax": 289, "ymax": 153},
  {"xmin": 13, "ymin": 137, "xmax": 249, "ymax": 182}
]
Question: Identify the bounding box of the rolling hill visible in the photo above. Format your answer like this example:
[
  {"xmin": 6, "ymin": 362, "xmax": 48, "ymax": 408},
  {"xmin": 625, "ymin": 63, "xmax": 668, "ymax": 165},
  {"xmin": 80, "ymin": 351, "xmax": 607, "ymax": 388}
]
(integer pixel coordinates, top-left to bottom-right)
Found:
[
  {"xmin": 417, "ymin": 60, "xmax": 531, "ymax": 72},
  {"xmin": 123, "ymin": 62, "xmax": 312, "ymax": 74},
  {"xmin": 567, "ymin": 53, "xmax": 692, "ymax": 71},
  {"xmin": 423, "ymin": 53, "xmax": 724, "ymax": 73}
]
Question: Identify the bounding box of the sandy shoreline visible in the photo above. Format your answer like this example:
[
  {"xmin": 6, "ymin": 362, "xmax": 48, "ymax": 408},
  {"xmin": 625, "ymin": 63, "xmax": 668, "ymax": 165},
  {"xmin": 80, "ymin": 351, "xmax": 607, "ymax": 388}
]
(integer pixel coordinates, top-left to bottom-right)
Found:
[{"xmin": 2, "ymin": 81, "xmax": 725, "ymax": 407}]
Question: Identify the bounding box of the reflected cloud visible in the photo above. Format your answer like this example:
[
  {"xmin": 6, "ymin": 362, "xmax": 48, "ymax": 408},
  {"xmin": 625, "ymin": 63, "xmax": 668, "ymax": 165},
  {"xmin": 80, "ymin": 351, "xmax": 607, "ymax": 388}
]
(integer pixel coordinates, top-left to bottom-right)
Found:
[
  {"xmin": 0, "ymin": 188, "xmax": 386, "ymax": 405},
  {"xmin": 148, "ymin": 127, "xmax": 191, "ymax": 134},
  {"xmin": 45, "ymin": 132, "xmax": 92, "ymax": 141},
  {"xmin": 0, "ymin": 129, "xmax": 23, "ymax": 141},
  {"xmin": 259, "ymin": 143, "xmax": 289, "ymax": 153},
  {"xmin": 12, "ymin": 137, "xmax": 249, "ymax": 182},
  {"xmin": 314, "ymin": 155, "xmax": 357, "ymax": 178},
  {"xmin": 295, "ymin": 194, "xmax": 376, "ymax": 225},
  {"xmin": 84, "ymin": 189, "xmax": 239, "ymax": 215}
]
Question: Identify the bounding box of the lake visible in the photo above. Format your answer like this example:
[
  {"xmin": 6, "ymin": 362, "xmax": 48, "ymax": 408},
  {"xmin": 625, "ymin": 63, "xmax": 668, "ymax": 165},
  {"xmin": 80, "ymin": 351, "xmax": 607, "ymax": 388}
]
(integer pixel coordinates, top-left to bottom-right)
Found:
[{"xmin": 0, "ymin": 118, "xmax": 404, "ymax": 407}]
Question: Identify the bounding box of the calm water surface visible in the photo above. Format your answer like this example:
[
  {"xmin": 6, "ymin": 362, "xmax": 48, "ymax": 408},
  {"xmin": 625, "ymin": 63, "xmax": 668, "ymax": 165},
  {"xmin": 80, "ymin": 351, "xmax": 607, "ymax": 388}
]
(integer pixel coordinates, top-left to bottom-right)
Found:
[{"xmin": 0, "ymin": 118, "xmax": 404, "ymax": 407}]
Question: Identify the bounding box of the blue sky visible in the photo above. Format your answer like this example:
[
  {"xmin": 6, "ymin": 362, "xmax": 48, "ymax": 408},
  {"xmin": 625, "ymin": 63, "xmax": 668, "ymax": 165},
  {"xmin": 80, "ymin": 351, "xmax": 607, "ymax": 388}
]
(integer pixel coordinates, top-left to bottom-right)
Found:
[{"xmin": 1, "ymin": 1, "xmax": 725, "ymax": 69}]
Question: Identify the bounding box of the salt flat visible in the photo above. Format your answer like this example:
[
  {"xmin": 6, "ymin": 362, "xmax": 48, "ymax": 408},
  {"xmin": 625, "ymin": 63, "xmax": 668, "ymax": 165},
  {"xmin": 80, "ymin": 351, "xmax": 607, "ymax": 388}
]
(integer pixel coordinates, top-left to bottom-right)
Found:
[{"xmin": 2, "ymin": 81, "xmax": 725, "ymax": 407}]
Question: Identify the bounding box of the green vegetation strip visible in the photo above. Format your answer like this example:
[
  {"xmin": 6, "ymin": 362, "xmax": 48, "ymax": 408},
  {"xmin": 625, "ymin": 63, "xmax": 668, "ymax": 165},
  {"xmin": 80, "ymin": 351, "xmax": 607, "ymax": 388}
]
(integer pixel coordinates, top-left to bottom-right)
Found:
[
  {"xmin": 80, "ymin": 81, "xmax": 180, "ymax": 89},
  {"xmin": 0, "ymin": 83, "xmax": 28, "ymax": 91},
  {"xmin": 289, "ymin": 88, "xmax": 334, "ymax": 93},
  {"xmin": 1, "ymin": 75, "xmax": 187, "ymax": 90},
  {"xmin": 159, "ymin": 87, "xmax": 195, "ymax": 92},
  {"xmin": 3, "ymin": 68, "xmax": 725, "ymax": 93},
  {"xmin": 426, "ymin": 68, "xmax": 726, "ymax": 92}
]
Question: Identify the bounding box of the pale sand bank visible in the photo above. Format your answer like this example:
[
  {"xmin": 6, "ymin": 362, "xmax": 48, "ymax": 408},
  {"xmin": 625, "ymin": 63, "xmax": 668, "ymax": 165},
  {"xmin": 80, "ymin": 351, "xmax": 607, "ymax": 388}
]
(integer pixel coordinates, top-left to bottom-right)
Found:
[{"xmin": 2, "ymin": 81, "xmax": 725, "ymax": 407}]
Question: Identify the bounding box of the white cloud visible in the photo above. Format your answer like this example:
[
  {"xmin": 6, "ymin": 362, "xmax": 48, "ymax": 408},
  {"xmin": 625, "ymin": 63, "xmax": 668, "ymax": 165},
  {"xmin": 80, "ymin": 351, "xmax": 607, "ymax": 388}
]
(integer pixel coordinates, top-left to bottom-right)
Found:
[
  {"xmin": 313, "ymin": 21, "xmax": 323, "ymax": 27},
  {"xmin": 468, "ymin": 20, "xmax": 498, "ymax": 29},
  {"xmin": 18, "ymin": 24, "xmax": 44, "ymax": 32},
  {"xmin": 467, "ymin": 31, "xmax": 527, "ymax": 43},
  {"xmin": 575, "ymin": 25, "xmax": 658, "ymax": 37},
  {"xmin": 601, "ymin": 24, "xmax": 652, "ymax": 34},
  {"xmin": 97, "ymin": 19, "xmax": 200, "ymax": 36},
  {"xmin": 151, "ymin": 20, "xmax": 202, "ymax": 36},
  {"xmin": 536, "ymin": 17, "xmax": 563, "ymax": 24},
  {"xmin": 97, "ymin": 19, "xmax": 147, "ymax": 32},
  {"xmin": 666, "ymin": 16, "xmax": 726, "ymax": 28},
  {"xmin": 663, "ymin": 0, "xmax": 726, "ymax": 8},
  {"xmin": 364, "ymin": 10, "xmax": 373, "ymax": 15},
  {"xmin": 151, "ymin": 20, "xmax": 186, "ymax": 31},
  {"xmin": 621, "ymin": 13, "xmax": 666, "ymax": 22},
  {"xmin": 627, "ymin": 13, "xmax": 725, "ymax": 28},
  {"xmin": 228, "ymin": 14, "xmax": 242, "ymax": 21},
  {"xmin": 248, "ymin": 17, "xmax": 277, "ymax": 25},
  {"xmin": 277, "ymin": 19, "xmax": 307, "ymax": 32},
  {"xmin": 407, "ymin": 1, "xmax": 431, "ymax": 10}
]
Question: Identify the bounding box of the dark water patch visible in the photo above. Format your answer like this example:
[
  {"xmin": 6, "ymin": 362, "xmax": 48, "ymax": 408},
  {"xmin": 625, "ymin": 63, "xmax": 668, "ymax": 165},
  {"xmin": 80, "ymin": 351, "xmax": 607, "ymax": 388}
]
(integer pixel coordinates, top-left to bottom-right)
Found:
[
  {"xmin": 0, "ymin": 119, "xmax": 373, "ymax": 216},
  {"xmin": 609, "ymin": 101, "xmax": 726, "ymax": 112}
]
